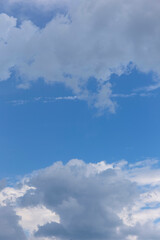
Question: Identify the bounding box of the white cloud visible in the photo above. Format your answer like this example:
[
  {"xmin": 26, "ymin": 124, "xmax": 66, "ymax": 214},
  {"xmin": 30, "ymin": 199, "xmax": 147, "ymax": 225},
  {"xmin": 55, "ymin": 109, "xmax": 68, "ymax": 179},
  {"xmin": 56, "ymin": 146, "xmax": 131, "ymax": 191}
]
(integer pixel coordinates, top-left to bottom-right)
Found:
[
  {"xmin": 55, "ymin": 96, "xmax": 78, "ymax": 101},
  {"xmin": 1, "ymin": 0, "xmax": 160, "ymax": 112},
  {"xmin": 126, "ymin": 159, "xmax": 160, "ymax": 186},
  {"xmin": 7, "ymin": 95, "xmax": 78, "ymax": 106},
  {"xmin": 16, "ymin": 205, "xmax": 60, "ymax": 233},
  {"xmin": 0, "ymin": 184, "xmax": 33, "ymax": 206}
]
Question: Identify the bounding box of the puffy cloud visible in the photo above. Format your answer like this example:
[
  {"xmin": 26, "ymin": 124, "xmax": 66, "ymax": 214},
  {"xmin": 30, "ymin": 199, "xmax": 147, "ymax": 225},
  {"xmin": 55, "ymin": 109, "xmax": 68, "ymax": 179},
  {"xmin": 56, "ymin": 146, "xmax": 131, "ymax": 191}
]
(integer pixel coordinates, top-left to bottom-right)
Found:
[
  {"xmin": 2, "ymin": 160, "xmax": 160, "ymax": 239},
  {"xmin": 20, "ymin": 160, "xmax": 136, "ymax": 239},
  {"xmin": 0, "ymin": 0, "xmax": 160, "ymax": 111},
  {"xmin": 13, "ymin": 159, "xmax": 160, "ymax": 239}
]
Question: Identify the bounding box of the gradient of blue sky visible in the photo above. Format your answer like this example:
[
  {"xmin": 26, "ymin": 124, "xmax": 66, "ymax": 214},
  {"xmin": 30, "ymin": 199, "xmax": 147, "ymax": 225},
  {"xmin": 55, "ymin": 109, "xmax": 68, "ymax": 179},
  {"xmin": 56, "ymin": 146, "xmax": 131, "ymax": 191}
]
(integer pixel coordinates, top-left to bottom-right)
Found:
[
  {"xmin": 0, "ymin": 68, "xmax": 160, "ymax": 178},
  {"xmin": 1, "ymin": 1, "xmax": 160, "ymax": 240},
  {"xmin": 0, "ymin": 69, "xmax": 159, "ymax": 178}
]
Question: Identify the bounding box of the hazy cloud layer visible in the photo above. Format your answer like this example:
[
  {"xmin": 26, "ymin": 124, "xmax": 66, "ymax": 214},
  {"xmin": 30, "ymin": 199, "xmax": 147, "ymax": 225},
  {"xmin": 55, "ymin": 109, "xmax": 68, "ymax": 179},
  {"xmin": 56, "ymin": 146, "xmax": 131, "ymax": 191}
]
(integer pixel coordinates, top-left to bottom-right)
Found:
[
  {"xmin": 1, "ymin": 0, "xmax": 160, "ymax": 111},
  {"xmin": 1, "ymin": 160, "xmax": 160, "ymax": 239}
]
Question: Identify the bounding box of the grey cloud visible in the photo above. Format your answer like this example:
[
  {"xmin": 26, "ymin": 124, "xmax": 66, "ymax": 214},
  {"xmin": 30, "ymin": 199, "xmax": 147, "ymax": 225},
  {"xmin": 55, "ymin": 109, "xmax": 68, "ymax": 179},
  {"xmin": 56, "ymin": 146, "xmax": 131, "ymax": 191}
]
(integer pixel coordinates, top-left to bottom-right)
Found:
[
  {"xmin": 0, "ymin": 206, "xmax": 27, "ymax": 240},
  {"xmin": 0, "ymin": 179, "xmax": 6, "ymax": 191},
  {"xmin": 19, "ymin": 160, "xmax": 138, "ymax": 240},
  {"xmin": 35, "ymin": 222, "xmax": 69, "ymax": 239},
  {"xmin": 0, "ymin": 0, "xmax": 160, "ymax": 111},
  {"xmin": 2, "ymin": 160, "xmax": 160, "ymax": 239}
]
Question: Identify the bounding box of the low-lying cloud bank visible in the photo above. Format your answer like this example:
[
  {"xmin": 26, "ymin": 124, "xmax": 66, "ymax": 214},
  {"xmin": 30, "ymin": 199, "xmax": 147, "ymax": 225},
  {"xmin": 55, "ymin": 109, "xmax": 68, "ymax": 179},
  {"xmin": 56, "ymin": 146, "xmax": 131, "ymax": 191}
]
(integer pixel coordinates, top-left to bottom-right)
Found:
[
  {"xmin": 1, "ymin": 159, "xmax": 160, "ymax": 240},
  {"xmin": 1, "ymin": 0, "xmax": 160, "ymax": 112}
]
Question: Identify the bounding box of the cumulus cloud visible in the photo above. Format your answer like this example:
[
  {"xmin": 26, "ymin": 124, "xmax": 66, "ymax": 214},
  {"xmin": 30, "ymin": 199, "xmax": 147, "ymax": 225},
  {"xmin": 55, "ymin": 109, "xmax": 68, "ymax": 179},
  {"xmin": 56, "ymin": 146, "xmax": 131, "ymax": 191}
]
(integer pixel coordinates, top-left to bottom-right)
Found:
[
  {"xmin": 0, "ymin": 0, "xmax": 160, "ymax": 111},
  {"xmin": 19, "ymin": 160, "xmax": 137, "ymax": 240},
  {"xmin": 1, "ymin": 159, "xmax": 160, "ymax": 239}
]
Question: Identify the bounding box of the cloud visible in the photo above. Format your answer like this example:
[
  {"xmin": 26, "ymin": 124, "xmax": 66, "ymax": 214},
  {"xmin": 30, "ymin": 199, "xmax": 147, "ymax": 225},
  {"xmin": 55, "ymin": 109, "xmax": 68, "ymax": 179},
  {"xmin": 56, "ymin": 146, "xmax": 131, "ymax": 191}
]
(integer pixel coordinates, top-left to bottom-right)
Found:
[
  {"xmin": 55, "ymin": 96, "xmax": 78, "ymax": 101},
  {"xmin": 0, "ymin": 206, "xmax": 27, "ymax": 240},
  {"xmin": 15, "ymin": 160, "xmax": 137, "ymax": 239},
  {"xmin": 0, "ymin": 0, "xmax": 160, "ymax": 112},
  {"xmin": 2, "ymin": 0, "xmax": 67, "ymax": 9},
  {"xmin": 7, "ymin": 95, "xmax": 78, "ymax": 106},
  {"xmin": 16, "ymin": 205, "xmax": 60, "ymax": 234},
  {"xmin": 0, "ymin": 184, "xmax": 33, "ymax": 206},
  {"xmin": 8, "ymin": 99, "xmax": 29, "ymax": 106},
  {"xmin": 1, "ymin": 159, "xmax": 160, "ymax": 239}
]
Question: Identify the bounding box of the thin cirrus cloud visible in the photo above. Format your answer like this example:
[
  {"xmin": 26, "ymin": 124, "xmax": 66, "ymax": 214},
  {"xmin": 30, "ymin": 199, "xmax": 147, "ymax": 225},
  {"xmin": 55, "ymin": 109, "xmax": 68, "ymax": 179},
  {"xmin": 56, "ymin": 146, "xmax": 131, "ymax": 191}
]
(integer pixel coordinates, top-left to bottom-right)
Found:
[
  {"xmin": 8, "ymin": 95, "xmax": 78, "ymax": 106},
  {"xmin": 1, "ymin": 159, "xmax": 160, "ymax": 240},
  {"xmin": 1, "ymin": 0, "xmax": 160, "ymax": 112}
]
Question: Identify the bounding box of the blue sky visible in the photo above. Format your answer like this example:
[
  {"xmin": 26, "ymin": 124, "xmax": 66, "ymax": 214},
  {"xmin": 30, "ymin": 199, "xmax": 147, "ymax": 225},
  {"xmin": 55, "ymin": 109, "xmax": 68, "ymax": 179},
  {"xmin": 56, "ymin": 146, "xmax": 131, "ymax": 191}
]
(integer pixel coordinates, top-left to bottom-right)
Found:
[
  {"xmin": 1, "ymin": 1, "xmax": 160, "ymax": 240},
  {"xmin": 0, "ymin": 68, "xmax": 160, "ymax": 178}
]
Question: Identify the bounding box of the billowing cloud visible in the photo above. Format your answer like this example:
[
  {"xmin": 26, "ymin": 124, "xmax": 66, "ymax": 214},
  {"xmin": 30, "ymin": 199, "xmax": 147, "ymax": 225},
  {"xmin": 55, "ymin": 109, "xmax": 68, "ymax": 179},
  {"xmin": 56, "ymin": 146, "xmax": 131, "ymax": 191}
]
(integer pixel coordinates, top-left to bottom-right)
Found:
[
  {"xmin": 1, "ymin": 0, "xmax": 160, "ymax": 112},
  {"xmin": 20, "ymin": 160, "xmax": 137, "ymax": 239},
  {"xmin": 1, "ymin": 159, "xmax": 160, "ymax": 239}
]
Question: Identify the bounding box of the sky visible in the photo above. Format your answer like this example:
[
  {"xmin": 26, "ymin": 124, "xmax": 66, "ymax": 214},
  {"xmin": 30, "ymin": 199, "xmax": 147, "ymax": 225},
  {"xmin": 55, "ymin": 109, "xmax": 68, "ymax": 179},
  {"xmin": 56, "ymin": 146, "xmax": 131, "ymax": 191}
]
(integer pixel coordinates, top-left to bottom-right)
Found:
[{"xmin": 1, "ymin": 0, "xmax": 160, "ymax": 239}]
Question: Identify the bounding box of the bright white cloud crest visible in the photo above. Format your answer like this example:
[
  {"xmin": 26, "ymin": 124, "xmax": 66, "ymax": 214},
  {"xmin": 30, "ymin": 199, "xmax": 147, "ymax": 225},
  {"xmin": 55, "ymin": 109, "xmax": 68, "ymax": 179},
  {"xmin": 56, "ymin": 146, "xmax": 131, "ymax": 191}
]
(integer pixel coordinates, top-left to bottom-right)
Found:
[
  {"xmin": 1, "ymin": 159, "xmax": 160, "ymax": 240},
  {"xmin": 1, "ymin": 0, "xmax": 160, "ymax": 112}
]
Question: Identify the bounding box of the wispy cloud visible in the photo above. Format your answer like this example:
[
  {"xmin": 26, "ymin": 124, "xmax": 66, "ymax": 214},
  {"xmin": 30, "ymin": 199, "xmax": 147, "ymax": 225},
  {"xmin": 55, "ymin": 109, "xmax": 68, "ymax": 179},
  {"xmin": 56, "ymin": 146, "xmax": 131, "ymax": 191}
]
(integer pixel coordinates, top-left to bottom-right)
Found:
[
  {"xmin": 8, "ymin": 96, "xmax": 78, "ymax": 106},
  {"xmin": 112, "ymin": 93, "xmax": 137, "ymax": 98},
  {"xmin": 112, "ymin": 92, "xmax": 153, "ymax": 98},
  {"xmin": 8, "ymin": 91, "xmax": 153, "ymax": 108},
  {"xmin": 55, "ymin": 96, "xmax": 78, "ymax": 101},
  {"xmin": 8, "ymin": 100, "xmax": 29, "ymax": 106},
  {"xmin": 137, "ymin": 82, "xmax": 160, "ymax": 93}
]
